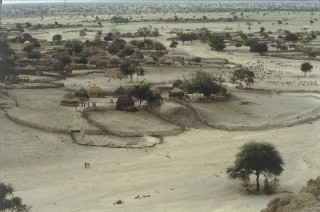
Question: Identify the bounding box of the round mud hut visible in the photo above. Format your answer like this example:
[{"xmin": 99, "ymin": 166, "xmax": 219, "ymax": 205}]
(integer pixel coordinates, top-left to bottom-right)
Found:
[
  {"xmin": 60, "ymin": 92, "xmax": 79, "ymax": 107},
  {"xmin": 116, "ymin": 95, "xmax": 134, "ymax": 111},
  {"xmin": 88, "ymin": 86, "xmax": 103, "ymax": 98},
  {"xmin": 169, "ymin": 87, "xmax": 185, "ymax": 99},
  {"xmin": 75, "ymin": 87, "xmax": 89, "ymax": 101},
  {"xmin": 113, "ymin": 86, "xmax": 127, "ymax": 98},
  {"xmin": 148, "ymin": 86, "xmax": 163, "ymax": 108}
]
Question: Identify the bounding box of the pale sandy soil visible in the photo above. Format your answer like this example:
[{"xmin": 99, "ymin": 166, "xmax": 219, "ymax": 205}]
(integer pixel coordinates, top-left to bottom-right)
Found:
[
  {"xmin": 1, "ymin": 110, "xmax": 319, "ymax": 211},
  {"xmin": 1, "ymin": 9, "xmax": 320, "ymax": 212}
]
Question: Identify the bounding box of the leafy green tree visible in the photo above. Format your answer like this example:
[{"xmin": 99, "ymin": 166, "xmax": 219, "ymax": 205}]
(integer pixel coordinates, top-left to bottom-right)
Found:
[
  {"xmin": 284, "ymin": 33, "xmax": 298, "ymax": 43},
  {"xmin": 300, "ymin": 62, "xmax": 313, "ymax": 76},
  {"xmin": 209, "ymin": 35, "xmax": 226, "ymax": 51},
  {"xmin": 144, "ymin": 39, "xmax": 154, "ymax": 48},
  {"xmin": 120, "ymin": 59, "xmax": 138, "ymax": 82},
  {"xmin": 186, "ymin": 71, "xmax": 225, "ymax": 99},
  {"xmin": 231, "ymin": 67, "xmax": 255, "ymax": 88},
  {"xmin": 194, "ymin": 57, "xmax": 202, "ymax": 65},
  {"xmin": 107, "ymin": 43, "xmax": 119, "ymax": 54},
  {"xmin": 104, "ymin": 32, "xmax": 114, "ymax": 41},
  {"xmin": 52, "ymin": 34, "xmax": 62, "ymax": 42},
  {"xmin": 169, "ymin": 40, "xmax": 178, "ymax": 51},
  {"xmin": 128, "ymin": 83, "xmax": 153, "ymax": 105},
  {"xmin": 110, "ymin": 16, "xmax": 129, "ymax": 24},
  {"xmin": 122, "ymin": 46, "xmax": 135, "ymax": 57},
  {"xmin": 153, "ymin": 41, "xmax": 166, "ymax": 55},
  {"xmin": 75, "ymin": 57, "xmax": 88, "ymax": 66},
  {"xmin": 0, "ymin": 181, "xmax": 31, "ymax": 212},
  {"xmin": 79, "ymin": 30, "xmax": 87, "ymax": 38},
  {"xmin": 0, "ymin": 41, "xmax": 16, "ymax": 81},
  {"xmin": 27, "ymin": 51, "xmax": 41, "ymax": 62},
  {"xmin": 53, "ymin": 61, "xmax": 64, "ymax": 73},
  {"xmin": 137, "ymin": 26, "xmax": 151, "ymax": 41},
  {"xmin": 250, "ymin": 43, "xmax": 268, "ymax": 55},
  {"xmin": 59, "ymin": 55, "xmax": 72, "ymax": 66},
  {"xmin": 178, "ymin": 33, "xmax": 189, "ymax": 44},
  {"xmin": 226, "ymin": 141, "xmax": 284, "ymax": 191}
]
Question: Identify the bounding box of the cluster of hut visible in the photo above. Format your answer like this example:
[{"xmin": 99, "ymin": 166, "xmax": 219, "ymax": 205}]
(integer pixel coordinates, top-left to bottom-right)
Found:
[
  {"xmin": 59, "ymin": 80, "xmax": 185, "ymax": 111},
  {"xmin": 60, "ymin": 86, "xmax": 103, "ymax": 107}
]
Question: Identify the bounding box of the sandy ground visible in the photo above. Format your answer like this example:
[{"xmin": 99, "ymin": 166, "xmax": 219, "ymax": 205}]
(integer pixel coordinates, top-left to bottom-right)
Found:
[
  {"xmin": 1, "ymin": 8, "xmax": 320, "ymax": 212},
  {"xmin": 1, "ymin": 110, "xmax": 319, "ymax": 211}
]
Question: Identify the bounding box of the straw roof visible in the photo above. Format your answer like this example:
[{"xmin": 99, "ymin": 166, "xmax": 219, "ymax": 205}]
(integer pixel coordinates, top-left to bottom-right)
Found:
[
  {"xmin": 61, "ymin": 92, "xmax": 79, "ymax": 103},
  {"xmin": 170, "ymin": 87, "xmax": 184, "ymax": 93},
  {"xmin": 88, "ymin": 86, "xmax": 103, "ymax": 94},
  {"xmin": 145, "ymin": 57, "xmax": 156, "ymax": 64},
  {"xmin": 113, "ymin": 86, "xmax": 127, "ymax": 96},
  {"xmin": 164, "ymin": 59, "xmax": 174, "ymax": 65},
  {"xmin": 150, "ymin": 86, "xmax": 161, "ymax": 95},
  {"xmin": 172, "ymin": 79, "xmax": 183, "ymax": 88},
  {"xmin": 110, "ymin": 55, "xmax": 121, "ymax": 61},
  {"xmin": 75, "ymin": 87, "xmax": 89, "ymax": 98}
]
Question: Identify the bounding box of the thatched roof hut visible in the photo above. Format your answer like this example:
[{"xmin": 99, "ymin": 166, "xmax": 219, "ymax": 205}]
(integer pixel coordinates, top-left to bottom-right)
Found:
[
  {"xmin": 75, "ymin": 87, "xmax": 89, "ymax": 101},
  {"xmin": 60, "ymin": 92, "xmax": 79, "ymax": 107},
  {"xmin": 164, "ymin": 58, "xmax": 174, "ymax": 65},
  {"xmin": 172, "ymin": 79, "xmax": 183, "ymax": 88},
  {"xmin": 145, "ymin": 57, "xmax": 157, "ymax": 65},
  {"xmin": 148, "ymin": 86, "xmax": 162, "ymax": 108},
  {"xmin": 88, "ymin": 86, "xmax": 103, "ymax": 98},
  {"xmin": 116, "ymin": 95, "xmax": 134, "ymax": 111},
  {"xmin": 169, "ymin": 87, "xmax": 185, "ymax": 99},
  {"xmin": 113, "ymin": 86, "xmax": 127, "ymax": 97}
]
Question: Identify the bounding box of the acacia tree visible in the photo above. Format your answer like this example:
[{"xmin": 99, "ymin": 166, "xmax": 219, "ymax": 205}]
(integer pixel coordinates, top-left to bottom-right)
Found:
[
  {"xmin": 79, "ymin": 30, "xmax": 87, "ymax": 39},
  {"xmin": 231, "ymin": 68, "xmax": 255, "ymax": 88},
  {"xmin": 0, "ymin": 182, "xmax": 31, "ymax": 212},
  {"xmin": 250, "ymin": 43, "xmax": 268, "ymax": 55},
  {"xmin": 226, "ymin": 141, "xmax": 284, "ymax": 191},
  {"xmin": 120, "ymin": 59, "xmax": 138, "ymax": 82},
  {"xmin": 209, "ymin": 35, "xmax": 226, "ymax": 51},
  {"xmin": 128, "ymin": 83, "xmax": 153, "ymax": 105},
  {"xmin": 52, "ymin": 34, "xmax": 62, "ymax": 43},
  {"xmin": 170, "ymin": 40, "xmax": 178, "ymax": 51},
  {"xmin": 137, "ymin": 26, "xmax": 151, "ymax": 41},
  {"xmin": 300, "ymin": 62, "xmax": 313, "ymax": 76},
  {"xmin": 186, "ymin": 71, "xmax": 226, "ymax": 99}
]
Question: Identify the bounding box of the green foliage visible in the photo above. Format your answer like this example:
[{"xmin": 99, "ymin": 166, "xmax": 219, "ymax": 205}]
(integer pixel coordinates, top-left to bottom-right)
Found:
[
  {"xmin": 75, "ymin": 57, "xmax": 88, "ymax": 65},
  {"xmin": 153, "ymin": 41, "xmax": 166, "ymax": 54},
  {"xmin": 209, "ymin": 35, "xmax": 226, "ymax": 51},
  {"xmin": 65, "ymin": 40, "xmax": 84, "ymax": 54},
  {"xmin": 122, "ymin": 46, "xmax": 135, "ymax": 57},
  {"xmin": 245, "ymin": 38, "xmax": 259, "ymax": 47},
  {"xmin": 27, "ymin": 51, "xmax": 41, "ymax": 61},
  {"xmin": 284, "ymin": 33, "xmax": 299, "ymax": 43},
  {"xmin": 107, "ymin": 43, "xmax": 119, "ymax": 54},
  {"xmin": 300, "ymin": 62, "xmax": 313, "ymax": 76},
  {"xmin": 226, "ymin": 141, "xmax": 284, "ymax": 191},
  {"xmin": 0, "ymin": 182, "xmax": 31, "ymax": 212},
  {"xmin": 52, "ymin": 34, "xmax": 62, "ymax": 42},
  {"xmin": 128, "ymin": 83, "xmax": 154, "ymax": 105},
  {"xmin": 104, "ymin": 32, "xmax": 114, "ymax": 41},
  {"xmin": 52, "ymin": 61, "xmax": 64, "ymax": 73},
  {"xmin": 250, "ymin": 42, "xmax": 268, "ymax": 55},
  {"xmin": 0, "ymin": 41, "xmax": 16, "ymax": 81},
  {"xmin": 79, "ymin": 30, "xmax": 87, "ymax": 38},
  {"xmin": 231, "ymin": 67, "xmax": 255, "ymax": 88},
  {"xmin": 186, "ymin": 71, "xmax": 225, "ymax": 98},
  {"xmin": 120, "ymin": 59, "xmax": 138, "ymax": 82},
  {"xmin": 137, "ymin": 26, "xmax": 152, "ymax": 40},
  {"xmin": 169, "ymin": 40, "xmax": 178, "ymax": 51},
  {"xmin": 110, "ymin": 16, "xmax": 129, "ymax": 24},
  {"xmin": 59, "ymin": 55, "xmax": 72, "ymax": 65}
]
